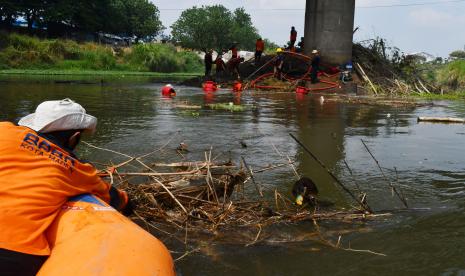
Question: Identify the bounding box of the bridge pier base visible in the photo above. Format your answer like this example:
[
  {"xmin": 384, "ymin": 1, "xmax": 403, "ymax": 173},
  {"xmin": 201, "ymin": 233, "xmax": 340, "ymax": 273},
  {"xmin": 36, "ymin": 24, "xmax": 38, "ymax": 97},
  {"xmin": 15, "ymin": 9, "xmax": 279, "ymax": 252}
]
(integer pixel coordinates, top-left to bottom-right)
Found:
[{"xmin": 303, "ymin": 0, "xmax": 356, "ymax": 65}]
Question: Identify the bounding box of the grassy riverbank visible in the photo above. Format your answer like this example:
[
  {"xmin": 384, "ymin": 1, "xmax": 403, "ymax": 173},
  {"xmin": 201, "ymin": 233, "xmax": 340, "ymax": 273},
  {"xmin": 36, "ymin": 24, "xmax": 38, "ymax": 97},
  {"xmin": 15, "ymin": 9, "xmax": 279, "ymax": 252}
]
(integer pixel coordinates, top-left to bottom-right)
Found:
[
  {"xmin": 0, "ymin": 69, "xmax": 200, "ymax": 77},
  {"xmin": 0, "ymin": 32, "xmax": 203, "ymax": 74}
]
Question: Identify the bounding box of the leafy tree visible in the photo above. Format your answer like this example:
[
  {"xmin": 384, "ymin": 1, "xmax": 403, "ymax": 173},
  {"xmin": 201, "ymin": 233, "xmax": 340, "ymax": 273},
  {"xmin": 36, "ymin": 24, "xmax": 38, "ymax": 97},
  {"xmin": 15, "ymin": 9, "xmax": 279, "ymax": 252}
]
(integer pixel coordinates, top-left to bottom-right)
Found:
[
  {"xmin": 5, "ymin": 0, "xmax": 46, "ymax": 32},
  {"xmin": 432, "ymin": 57, "xmax": 443, "ymax": 64},
  {"xmin": 22, "ymin": 0, "xmax": 44, "ymax": 31},
  {"xmin": 1, "ymin": 0, "xmax": 163, "ymax": 40},
  {"xmin": 0, "ymin": 1, "xmax": 20, "ymax": 28},
  {"xmin": 71, "ymin": 0, "xmax": 113, "ymax": 33},
  {"xmin": 263, "ymin": 39, "xmax": 280, "ymax": 54},
  {"xmin": 171, "ymin": 5, "xmax": 260, "ymax": 52},
  {"xmin": 449, "ymin": 50, "xmax": 465, "ymax": 60},
  {"xmin": 230, "ymin": 8, "xmax": 259, "ymax": 51},
  {"xmin": 110, "ymin": 0, "xmax": 163, "ymax": 41},
  {"xmin": 171, "ymin": 5, "xmax": 232, "ymax": 51}
]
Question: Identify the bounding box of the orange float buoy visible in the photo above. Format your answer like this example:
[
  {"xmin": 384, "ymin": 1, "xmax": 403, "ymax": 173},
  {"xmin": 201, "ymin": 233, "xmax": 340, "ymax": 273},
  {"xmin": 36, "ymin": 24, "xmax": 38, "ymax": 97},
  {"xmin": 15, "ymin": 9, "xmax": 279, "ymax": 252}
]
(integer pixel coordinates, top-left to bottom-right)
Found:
[
  {"xmin": 296, "ymin": 86, "xmax": 308, "ymax": 94},
  {"xmin": 38, "ymin": 194, "xmax": 175, "ymax": 276},
  {"xmin": 162, "ymin": 84, "xmax": 176, "ymax": 96},
  {"xmin": 202, "ymin": 81, "xmax": 218, "ymax": 92},
  {"xmin": 232, "ymin": 81, "xmax": 243, "ymax": 92}
]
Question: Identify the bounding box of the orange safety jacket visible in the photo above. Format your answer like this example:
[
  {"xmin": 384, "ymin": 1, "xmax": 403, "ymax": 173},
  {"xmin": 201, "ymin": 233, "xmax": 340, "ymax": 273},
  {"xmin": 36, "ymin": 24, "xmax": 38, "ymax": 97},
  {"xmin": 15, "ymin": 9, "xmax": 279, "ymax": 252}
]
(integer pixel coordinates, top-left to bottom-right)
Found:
[
  {"xmin": 231, "ymin": 47, "xmax": 238, "ymax": 58},
  {"xmin": 256, "ymin": 40, "xmax": 265, "ymax": 52},
  {"xmin": 0, "ymin": 122, "xmax": 126, "ymax": 256},
  {"xmin": 290, "ymin": 30, "xmax": 297, "ymax": 41}
]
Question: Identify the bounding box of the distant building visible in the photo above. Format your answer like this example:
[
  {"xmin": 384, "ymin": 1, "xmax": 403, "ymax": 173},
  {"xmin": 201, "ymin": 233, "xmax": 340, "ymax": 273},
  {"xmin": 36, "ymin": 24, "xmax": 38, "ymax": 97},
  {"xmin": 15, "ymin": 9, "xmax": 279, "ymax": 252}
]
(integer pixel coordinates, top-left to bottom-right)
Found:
[{"xmin": 197, "ymin": 50, "xmax": 257, "ymax": 63}]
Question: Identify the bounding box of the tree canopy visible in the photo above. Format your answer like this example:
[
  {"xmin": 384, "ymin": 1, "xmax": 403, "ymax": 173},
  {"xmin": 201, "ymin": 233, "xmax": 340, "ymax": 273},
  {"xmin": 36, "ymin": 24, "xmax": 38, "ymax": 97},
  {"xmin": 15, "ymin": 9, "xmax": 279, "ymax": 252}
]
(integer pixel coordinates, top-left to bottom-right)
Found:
[
  {"xmin": 171, "ymin": 5, "xmax": 260, "ymax": 52},
  {"xmin": 0, "ymin": 0, "xmax": 163, "ymax": 39},
  {"xmin": 449, "ymin": 50, "xmax": 465, "ymax": 60}
]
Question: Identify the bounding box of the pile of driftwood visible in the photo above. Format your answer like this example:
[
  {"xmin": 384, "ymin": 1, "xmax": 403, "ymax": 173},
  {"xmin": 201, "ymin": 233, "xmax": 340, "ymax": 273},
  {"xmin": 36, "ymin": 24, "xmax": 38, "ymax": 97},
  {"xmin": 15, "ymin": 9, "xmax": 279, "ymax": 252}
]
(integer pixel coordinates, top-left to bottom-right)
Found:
[
  {"xmin": 84, "ymin": 139, "xmax": 394, "ymax": 259},
  {"xmin": 353, "ymin": 40, "xmax": 437, "ymax": 96},
  {"xmin": 123, "ymin": 160, "xmax": 386, "ymax": 230}
]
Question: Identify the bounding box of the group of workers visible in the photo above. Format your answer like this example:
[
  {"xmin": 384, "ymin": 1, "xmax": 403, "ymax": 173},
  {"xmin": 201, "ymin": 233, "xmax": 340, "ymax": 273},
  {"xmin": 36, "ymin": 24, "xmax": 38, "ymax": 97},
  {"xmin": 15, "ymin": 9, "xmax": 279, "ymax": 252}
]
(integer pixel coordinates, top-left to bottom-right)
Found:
[
  {"xmin": 204, "ymin": 26, "xmax": 320, "ymax": 84},
  {"xmin": 0, "ymin": 99, "xmax": 132, "ymax": 275},
  {"xmin": 273, "ymin": 26, "xmax": 321, "ymax": 84},
  {"xmin": 204, "ymin": 45, "xmax": 244, "ymax": 80}
]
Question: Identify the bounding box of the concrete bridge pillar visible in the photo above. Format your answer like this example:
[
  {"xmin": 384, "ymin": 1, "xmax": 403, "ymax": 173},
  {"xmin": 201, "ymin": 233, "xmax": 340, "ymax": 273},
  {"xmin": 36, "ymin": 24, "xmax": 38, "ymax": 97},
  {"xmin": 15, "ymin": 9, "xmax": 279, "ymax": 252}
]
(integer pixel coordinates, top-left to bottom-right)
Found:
[{"xmin": 303, "ymin": 0, "xmax": 356, "ymax": 65}]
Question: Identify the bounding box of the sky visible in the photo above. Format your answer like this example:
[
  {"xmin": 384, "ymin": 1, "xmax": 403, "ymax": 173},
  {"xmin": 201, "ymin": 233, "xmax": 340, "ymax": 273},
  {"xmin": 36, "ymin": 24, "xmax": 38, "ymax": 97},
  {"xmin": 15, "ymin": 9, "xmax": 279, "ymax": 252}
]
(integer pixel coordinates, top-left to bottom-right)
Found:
[{"xmin": 151, "ymin": 0, "xmax": 465, "ymax": 58}]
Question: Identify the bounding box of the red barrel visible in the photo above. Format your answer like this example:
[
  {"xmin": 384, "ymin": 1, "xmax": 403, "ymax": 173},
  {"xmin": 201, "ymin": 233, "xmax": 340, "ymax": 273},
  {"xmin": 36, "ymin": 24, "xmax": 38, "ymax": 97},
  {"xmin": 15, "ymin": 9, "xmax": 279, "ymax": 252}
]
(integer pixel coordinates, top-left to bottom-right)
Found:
[
  {"xmin": 233, "ymin": 81, "xmax": 243, "ymax": 92},
  {"xmin": 203, "ymin": 81, "xmax": 218, "ymax": 92},
  {"xmin": 296, "ymin": 86, "xmax": 308, "ymax": 94},
  {"xmin": 162, "ymin": 84, "xmax": 176, "ymax": 96}
]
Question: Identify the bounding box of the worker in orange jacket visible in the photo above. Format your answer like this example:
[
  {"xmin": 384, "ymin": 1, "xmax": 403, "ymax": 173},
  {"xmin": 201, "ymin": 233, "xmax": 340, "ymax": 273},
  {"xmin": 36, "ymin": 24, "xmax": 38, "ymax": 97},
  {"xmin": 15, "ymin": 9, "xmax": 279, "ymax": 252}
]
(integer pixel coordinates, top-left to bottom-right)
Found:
[
  {"xmin": 215, "ymin": 51, "xmax": 226, "ymax": 78},
  {"xmin": 255, "ymin": 38, "xmax": 265, "ymax": 63},
  {"xmin": 290, "ymin": 26, "xmax": 297, "ymax": 47},
  {"xmin": 0, "ymin": 98, "xmax": 131, "ymax": 275}
]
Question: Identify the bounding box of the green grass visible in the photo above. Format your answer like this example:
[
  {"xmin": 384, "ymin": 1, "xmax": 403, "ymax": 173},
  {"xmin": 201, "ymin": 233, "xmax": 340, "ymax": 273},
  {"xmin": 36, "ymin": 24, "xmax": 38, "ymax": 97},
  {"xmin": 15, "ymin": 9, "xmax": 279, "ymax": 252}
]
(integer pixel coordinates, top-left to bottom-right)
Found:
[
  {"xmin": 0, "ymin": 69, "xmax": 201, "ymax": 77},
  {"xmin": 0, "ymin": 32, "xmax": 203, "ymax": 74},
  {"xmin": 412, "ymin": 91, "xmax": 465, "ymax": 100}
]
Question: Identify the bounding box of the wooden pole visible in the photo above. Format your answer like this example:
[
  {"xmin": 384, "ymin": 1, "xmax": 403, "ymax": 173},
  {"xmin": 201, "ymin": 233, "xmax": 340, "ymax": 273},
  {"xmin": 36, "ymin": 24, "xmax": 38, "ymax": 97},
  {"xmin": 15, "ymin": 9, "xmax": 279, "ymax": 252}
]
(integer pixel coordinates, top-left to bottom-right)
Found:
[
  {"xmin": 360, "ymin": 139, "xmax": 408, "ymax": 208},
  {"xmin": 418, "ymin": 117, "xmax": 465, "ymax": 123},
  {"xmin": 355, "ymin": 62, "xmax": 378, "ymax": 95},
  {"xmin": 241, "ymin": 156, "xmax": 264, "ymax": 198}
]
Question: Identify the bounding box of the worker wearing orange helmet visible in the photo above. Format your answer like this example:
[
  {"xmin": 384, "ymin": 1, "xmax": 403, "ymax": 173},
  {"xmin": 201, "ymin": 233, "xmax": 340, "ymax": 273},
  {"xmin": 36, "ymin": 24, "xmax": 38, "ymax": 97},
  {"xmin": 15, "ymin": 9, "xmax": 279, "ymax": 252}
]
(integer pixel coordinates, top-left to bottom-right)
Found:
[{"xmin": 0, "ymin": 99, "xmax": 131, "ymax": 275}]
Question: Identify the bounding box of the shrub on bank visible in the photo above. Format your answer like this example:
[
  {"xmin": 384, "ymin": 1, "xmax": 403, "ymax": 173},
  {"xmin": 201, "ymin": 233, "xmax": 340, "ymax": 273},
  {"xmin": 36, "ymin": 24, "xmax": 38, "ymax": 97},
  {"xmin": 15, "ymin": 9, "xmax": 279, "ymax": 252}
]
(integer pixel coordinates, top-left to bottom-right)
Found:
[
  {"xmin": 125, "ymin": 43, "xmax": 202, "ymax": 73},
  {"xmin": 0, "ymin": 32, "xmax": 202, "ymax": 73},
  {"xmin": 436, "ymin": 60, "xmax": 465, "ymax": 92}
]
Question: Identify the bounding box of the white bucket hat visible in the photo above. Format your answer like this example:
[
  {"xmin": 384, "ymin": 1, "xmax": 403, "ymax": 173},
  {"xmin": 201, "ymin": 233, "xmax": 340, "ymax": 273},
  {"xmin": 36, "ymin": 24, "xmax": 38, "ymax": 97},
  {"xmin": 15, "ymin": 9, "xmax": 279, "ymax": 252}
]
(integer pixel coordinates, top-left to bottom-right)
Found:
[
  {"xmin": 312, "ymin": 49, "xmax": 319, "ymax": 54},
  {"xmin": 18, "ymin": 98, "xmax": 97, "ymax": 134}
]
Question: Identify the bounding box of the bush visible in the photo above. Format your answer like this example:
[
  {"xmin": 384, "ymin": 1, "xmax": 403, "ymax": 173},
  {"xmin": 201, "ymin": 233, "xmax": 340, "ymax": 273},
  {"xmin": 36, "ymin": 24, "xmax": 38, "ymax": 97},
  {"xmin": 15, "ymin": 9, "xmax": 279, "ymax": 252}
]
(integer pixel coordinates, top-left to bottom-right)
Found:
[
  {"xmin": 7, "ymin": 33, "xmax": 43, "ymax": 51},
  {"xmin": 79, "ymin": 44, "xmax": 116, "ymax": 70},
  {"xmin": 449, "ymin": 50, "xmax": 465, "ymax": 60},
  {"xmin": 177, "ymin": 51, "xmax": 203, "ymax": 72},
  {"xmin": 126, "ymin": 43, "xmax": 202, "ymax": 73},
  {"xmin": 0, "ymin": 32, "xmax": 202, "ymax": 73},
  {"xmin": 48, "ymin": 40, "xmax": 81, "ymax": 60},
  {"xmin": 0, "ymin": 31, "xmax": 9, "ymax": 49},
  {"xmin": 437, "ymin": 60, "xmax": 465, "ymax": 91}
]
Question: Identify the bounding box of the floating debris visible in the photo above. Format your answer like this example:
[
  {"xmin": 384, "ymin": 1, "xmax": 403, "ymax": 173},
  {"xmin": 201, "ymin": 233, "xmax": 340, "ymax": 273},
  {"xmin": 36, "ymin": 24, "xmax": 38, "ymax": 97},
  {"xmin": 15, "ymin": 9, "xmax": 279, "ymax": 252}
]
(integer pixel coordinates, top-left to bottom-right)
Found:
[{"xmin": 207, "ymin": 103, "xmax": 246, "ymax": 112}]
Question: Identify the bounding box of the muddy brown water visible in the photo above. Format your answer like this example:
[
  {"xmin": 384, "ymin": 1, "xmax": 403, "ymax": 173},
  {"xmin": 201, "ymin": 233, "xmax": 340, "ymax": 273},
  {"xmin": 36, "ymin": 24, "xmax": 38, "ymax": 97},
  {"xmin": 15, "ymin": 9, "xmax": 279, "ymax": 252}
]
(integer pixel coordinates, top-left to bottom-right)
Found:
[{"xmin": 1, "ymin": 77, "xmax": 465, "ymax": 275}]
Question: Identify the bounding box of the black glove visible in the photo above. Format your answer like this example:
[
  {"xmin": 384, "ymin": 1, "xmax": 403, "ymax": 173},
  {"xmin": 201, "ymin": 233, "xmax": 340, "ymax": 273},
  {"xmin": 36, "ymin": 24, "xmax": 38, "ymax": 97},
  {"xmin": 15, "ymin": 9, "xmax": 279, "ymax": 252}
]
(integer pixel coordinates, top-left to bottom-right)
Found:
[{"xmin": 121, "ymin": 197, "xmax": 135, "ymax": 216}]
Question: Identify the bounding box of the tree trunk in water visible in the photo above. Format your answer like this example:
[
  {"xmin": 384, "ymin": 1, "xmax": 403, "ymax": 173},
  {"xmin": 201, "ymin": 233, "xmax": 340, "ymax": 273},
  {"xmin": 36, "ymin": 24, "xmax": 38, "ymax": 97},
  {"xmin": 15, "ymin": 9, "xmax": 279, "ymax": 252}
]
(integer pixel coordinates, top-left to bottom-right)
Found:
[{"xmin": 418, "ymin": 117, "xmax": 465, "ymax": 123}]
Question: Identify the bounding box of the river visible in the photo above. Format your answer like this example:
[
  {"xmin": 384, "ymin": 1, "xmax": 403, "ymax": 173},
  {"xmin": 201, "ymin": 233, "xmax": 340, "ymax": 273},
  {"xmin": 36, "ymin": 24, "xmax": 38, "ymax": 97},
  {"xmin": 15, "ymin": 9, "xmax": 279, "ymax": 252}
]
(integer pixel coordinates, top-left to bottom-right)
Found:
[{"xmin": 1, "ymin": 77, "xmax": 465, "ymax": 275}]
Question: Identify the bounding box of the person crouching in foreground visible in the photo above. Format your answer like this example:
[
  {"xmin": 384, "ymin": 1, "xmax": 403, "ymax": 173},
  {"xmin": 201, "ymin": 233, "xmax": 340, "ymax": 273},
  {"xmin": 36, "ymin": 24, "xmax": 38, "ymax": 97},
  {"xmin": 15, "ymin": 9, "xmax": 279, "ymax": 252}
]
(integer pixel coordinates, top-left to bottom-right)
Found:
[{"xmin": 0, "ymin": 98, "xmax": 132, "ymax": 275}]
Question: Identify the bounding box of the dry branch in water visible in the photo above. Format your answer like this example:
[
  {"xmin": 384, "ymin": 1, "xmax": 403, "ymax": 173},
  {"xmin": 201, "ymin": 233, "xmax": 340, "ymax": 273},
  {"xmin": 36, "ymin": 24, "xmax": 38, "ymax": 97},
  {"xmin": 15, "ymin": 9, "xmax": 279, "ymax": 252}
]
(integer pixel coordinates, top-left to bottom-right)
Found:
[{"xmin": 85, "ymin": 142, "xmax": 389, "ymax": 258}]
